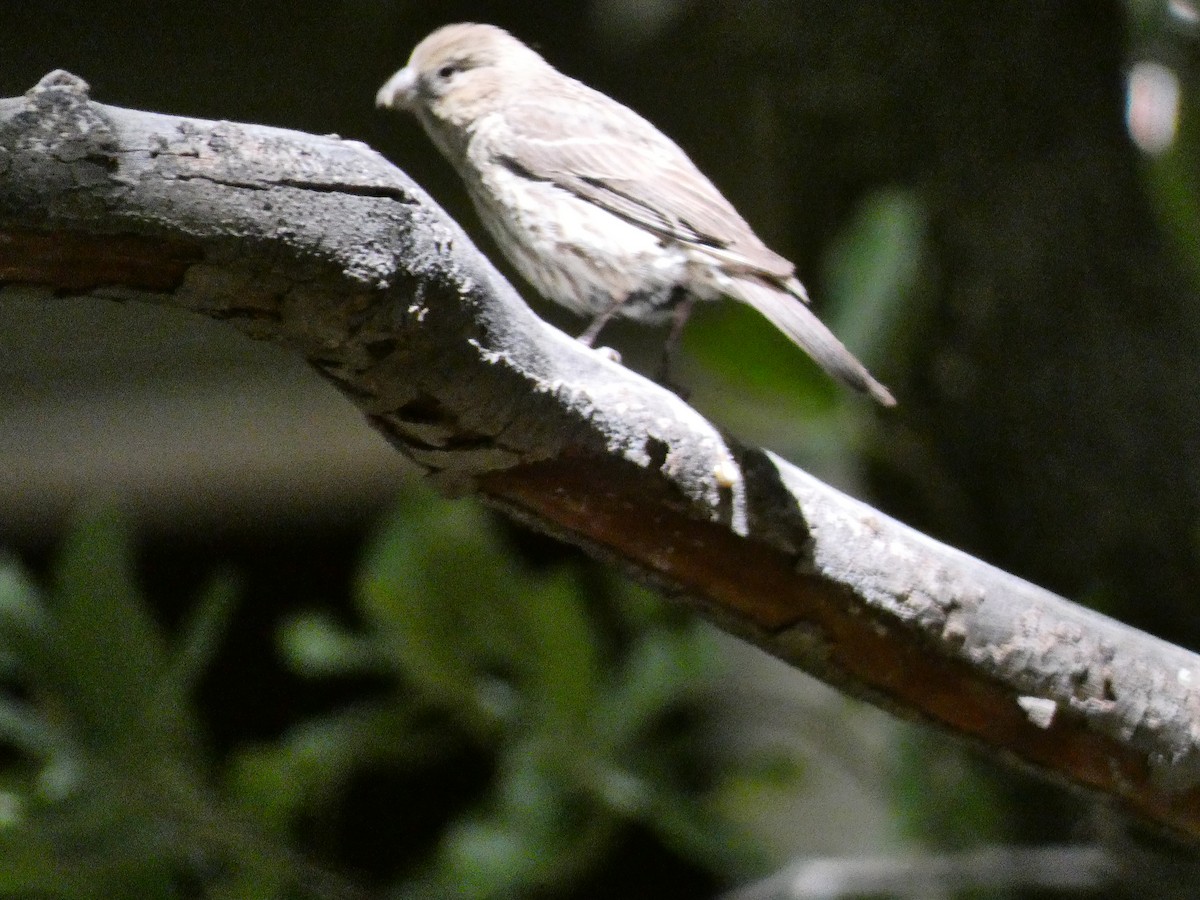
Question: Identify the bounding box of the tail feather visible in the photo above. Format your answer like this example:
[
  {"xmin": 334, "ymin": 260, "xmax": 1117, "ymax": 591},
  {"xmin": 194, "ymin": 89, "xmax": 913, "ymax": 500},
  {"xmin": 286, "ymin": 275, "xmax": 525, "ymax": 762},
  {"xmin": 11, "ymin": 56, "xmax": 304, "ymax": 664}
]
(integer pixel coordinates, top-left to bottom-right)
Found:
[{"xmin": 729, "ymin": 277, "xmax": 896, "ymax": 407}]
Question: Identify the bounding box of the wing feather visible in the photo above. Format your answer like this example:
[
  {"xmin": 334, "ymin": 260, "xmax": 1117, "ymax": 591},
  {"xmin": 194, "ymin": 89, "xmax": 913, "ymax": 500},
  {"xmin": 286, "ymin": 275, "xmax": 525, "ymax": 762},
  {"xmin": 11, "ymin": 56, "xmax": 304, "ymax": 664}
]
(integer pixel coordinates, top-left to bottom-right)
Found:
[{"xmin": 493, "ymin": 95, "xmax": 796, "ymax": 281}]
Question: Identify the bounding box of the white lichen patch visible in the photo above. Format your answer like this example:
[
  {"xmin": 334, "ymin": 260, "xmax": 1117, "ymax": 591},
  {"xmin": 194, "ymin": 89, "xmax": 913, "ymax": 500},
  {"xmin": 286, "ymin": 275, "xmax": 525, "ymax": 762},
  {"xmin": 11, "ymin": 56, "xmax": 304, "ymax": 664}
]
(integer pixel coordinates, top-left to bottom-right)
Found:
[{"xmin": 1017, "ymin": 695, "xmax": 1058, "ymax": 729}]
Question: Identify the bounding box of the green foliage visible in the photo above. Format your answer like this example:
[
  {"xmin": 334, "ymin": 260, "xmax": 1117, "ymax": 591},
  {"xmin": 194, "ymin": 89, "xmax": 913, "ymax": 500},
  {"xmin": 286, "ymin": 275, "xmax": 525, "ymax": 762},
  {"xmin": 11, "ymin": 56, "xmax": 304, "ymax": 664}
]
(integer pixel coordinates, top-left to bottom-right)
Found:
[
  {"xmin": 253, "ymin": 497, "xmax": 767, "ymax": 897},
  {"xmin": 890, "ymin": 726, "xmax": 1007, "ymax": 850},
  {"xmin": 685, "ymin": 186, "xmax": 924, "ymax": 415},
  {"xmin": 0, "ymin": 498, "xmax": 778, "ymax": 898},
  {"xmin": 682, "ymin": 186, "xmax": 925, "ymax": 485},
  {"xmin": 0, "ymin": 513, "xmax": 272, "ymax": 898},
  {"xmin": 822, "ymin": 187, "xmax": 926, "ymax": 366}
]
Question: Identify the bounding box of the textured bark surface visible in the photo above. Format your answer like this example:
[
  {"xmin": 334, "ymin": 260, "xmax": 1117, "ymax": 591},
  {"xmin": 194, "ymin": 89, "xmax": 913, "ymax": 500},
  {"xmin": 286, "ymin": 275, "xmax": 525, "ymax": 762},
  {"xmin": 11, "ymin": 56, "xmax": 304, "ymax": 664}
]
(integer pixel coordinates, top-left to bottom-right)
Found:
[{"xmin": 4, "ymin": 72, "xmax": 1200, "ymax": 840}]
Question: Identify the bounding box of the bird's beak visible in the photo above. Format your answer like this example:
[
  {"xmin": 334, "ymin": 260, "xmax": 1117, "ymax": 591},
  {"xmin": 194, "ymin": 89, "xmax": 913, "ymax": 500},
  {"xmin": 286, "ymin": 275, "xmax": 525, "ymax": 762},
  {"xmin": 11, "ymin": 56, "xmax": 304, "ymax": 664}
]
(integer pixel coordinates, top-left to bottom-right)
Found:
[{"xmin": 375, "ymin": 66, "xmax": 418, "ymax": 110}]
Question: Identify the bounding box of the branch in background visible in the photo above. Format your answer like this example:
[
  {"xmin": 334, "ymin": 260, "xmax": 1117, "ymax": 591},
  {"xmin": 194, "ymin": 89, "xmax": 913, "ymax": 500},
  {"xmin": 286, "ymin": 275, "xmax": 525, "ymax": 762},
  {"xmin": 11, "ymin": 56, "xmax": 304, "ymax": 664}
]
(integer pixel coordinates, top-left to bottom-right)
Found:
[
  {"xmin": 3, "ymin": 71, "xmax": 1200, "ymax": 841},
  {"xmin": 722, "ymin": 844, "xmax": 1118, "ymax": 900}
]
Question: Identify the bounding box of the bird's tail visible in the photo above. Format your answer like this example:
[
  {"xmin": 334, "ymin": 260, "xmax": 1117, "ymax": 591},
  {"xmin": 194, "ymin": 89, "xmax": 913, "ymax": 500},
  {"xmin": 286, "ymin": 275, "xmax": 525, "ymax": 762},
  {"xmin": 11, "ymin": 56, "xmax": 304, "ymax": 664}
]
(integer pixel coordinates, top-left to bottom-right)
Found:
[{"xmin": 729, "ymin": 277, "xmax": 896, "ymax": 406}]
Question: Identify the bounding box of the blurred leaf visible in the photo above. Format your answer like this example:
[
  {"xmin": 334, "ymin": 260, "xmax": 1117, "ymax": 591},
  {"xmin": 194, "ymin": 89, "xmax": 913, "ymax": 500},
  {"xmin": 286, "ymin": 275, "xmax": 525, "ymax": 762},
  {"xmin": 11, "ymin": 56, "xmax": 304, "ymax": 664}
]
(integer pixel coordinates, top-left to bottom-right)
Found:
[
  {"xmin": 713, "ymin": 754, "xmax": 805, "ymax": 829},
  {"xmin": 685, "ymin": 303, "xmax": 838, "ymax": 406},
  {"xmin": 357, "ymin": 501, "xmax": 524, "ymax": 734},
  {"xmin": 162, "ymin": 566, "xmax": 239, "ymax": 699},
  {"xmin": 0, "ymin": 828, "xmax": 76, "ymax": 894},
  {"xmin": 47, "ymin": 510, "xmax": 176, "ymax": 755},
  {"xmin": 891, "ymin": 725, "xmax": 1006, "ymax": 848},
  {"xmin": 0, "ymin": 553, "xmax": 52, "ymax": 678},
  {"xmin": 423, "ymin": 735, "xmax": 617, "ymax": 899},
  {"xmin": 1123, "ymin": 1, "xmax": 1200, "ymax": 290},
  {"xmin": 593, "ymin": 613, "xmax": 716, "ymax": 750},
  {"xmin": 506, "ymin": 568, "xmax": 602, "ymax": 734},
  {"xmin": 230, "ymin": 701, "xmax": 449, "ymax": 831},
  {"xmin": 823, "ymin": 186, "xmax": 926, "ymax": 361},
  {"xmin": 347, "ymin": 492, "xmax": 768, "ymax": 896},
  {"xmin": 0, "ymin": 697, "xmax": 63, "ymax": 757},
  {"xmin": 0, "ymin": 515, "xmax": 325, "ymax": 897},
  {"xmin": 278, "ymin": 609, "xmax": 379, "ymax": 678},
  {"xmin": 0, "ymin": 491, "xmax": 776, "ymax": 897},
  {"xmin": 637, "ymin": 789, "xmax": 764, "ymax": 880}
]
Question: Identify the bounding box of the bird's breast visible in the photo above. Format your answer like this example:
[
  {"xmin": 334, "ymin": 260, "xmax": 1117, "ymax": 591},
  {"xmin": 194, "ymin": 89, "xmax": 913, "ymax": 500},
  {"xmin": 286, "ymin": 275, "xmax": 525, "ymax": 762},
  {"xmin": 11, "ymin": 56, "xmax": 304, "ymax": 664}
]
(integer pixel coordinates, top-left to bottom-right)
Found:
[{"xmin": 465, "ymin": 151, "xmax": 697, "ymax": 322}]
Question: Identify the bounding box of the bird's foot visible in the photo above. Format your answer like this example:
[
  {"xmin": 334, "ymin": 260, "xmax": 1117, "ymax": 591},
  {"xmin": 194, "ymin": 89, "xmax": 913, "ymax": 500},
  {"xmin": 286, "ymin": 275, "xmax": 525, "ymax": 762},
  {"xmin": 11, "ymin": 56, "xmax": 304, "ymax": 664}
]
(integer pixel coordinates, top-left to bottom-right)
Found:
[{"xmin": 590, "ymin": 344, "xmax": 622, "ymax": 364}]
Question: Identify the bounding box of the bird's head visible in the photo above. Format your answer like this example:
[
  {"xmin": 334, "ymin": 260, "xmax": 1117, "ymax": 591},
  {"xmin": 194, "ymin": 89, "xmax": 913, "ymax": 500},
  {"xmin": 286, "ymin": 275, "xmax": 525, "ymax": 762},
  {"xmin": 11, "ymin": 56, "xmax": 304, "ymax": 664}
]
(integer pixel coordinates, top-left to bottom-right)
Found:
[{"xmin": 376, "ymin": 23, "xmax": 545, "ymax": 130}]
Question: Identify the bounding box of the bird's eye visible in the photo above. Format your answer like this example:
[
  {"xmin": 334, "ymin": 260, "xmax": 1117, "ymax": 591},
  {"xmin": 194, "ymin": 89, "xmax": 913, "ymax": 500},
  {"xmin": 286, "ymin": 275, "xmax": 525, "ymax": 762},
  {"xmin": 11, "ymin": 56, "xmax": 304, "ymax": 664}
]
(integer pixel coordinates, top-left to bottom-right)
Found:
[{"xmin": 437, "ymin": 64, "xmax": 458, "ymax": 80}]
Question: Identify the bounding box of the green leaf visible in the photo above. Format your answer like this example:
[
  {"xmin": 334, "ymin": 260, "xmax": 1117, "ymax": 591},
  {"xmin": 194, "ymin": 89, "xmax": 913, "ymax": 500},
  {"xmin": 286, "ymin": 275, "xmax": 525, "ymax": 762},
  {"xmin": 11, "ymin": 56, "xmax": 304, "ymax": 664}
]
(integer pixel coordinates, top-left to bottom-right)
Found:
[
  {"xmin": 0, "ymin": 697, "xmax": 65, "ymax": 757},
  {"xmin": 229, "ymin": 701, "xmax": 448, "ymax": 830},
  {"xmin": 357, "ymin": 499, "xmax": 540, "ymax": 736},
  {"xmin": 506, "ymin": 569, "xmax": 602, "ymax": 734},
  {"xmin": 0, "ymin": 553, "xmax": 53, "ymax": 677},
  {"xmin": 47, "ymin": 510, "xmax": 171, "ymax": 753},
  {"xmin": 277, "ymin": 610, "xmax": 379, "ymax": 678},
  {"xmin": 163, "ymin": 566, "xmax": 239, "ymax": 698},
  {"xmin": 637, "ymin": 788, "xmax": 765, "ymax": 879},
  {"xmin": 891, "ymin": 725, "xmax": 1006, "ymax": 848},
  {"xmin": 360, "ymin": 502, "xmax": 490, "ymax": 705},
  {"xmin": 822, "ymin": 186, "xmax": 926, "ymax": 360},
  {"xmin": 594, "ymin": 622, "xmax": 716, "ymax": 751},
  {"xmin": 426, "ymin": 736, "xmax": 617, "ymax": 898},
  {"xmin": 685, "ymin": 302, "xmax": 838, "ymax": 404}
]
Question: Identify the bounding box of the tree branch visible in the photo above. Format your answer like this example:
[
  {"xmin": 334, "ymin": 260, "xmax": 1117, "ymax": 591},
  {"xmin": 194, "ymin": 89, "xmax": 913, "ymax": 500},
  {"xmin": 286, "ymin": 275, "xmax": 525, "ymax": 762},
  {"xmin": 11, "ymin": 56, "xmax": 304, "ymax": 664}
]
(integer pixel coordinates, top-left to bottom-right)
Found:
[
  {"xmin": 722, "ymin": 844, "xmax": 1118, "ymax": 899},
  {"xmin": 3, "ymin": 71, "xmax": 1200, "ymax": 839}
]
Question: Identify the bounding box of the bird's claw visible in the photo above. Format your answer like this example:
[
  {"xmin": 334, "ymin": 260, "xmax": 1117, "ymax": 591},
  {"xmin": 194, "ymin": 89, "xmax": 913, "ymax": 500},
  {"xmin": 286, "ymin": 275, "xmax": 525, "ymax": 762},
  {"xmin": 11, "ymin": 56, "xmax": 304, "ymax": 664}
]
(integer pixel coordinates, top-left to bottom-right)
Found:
[{"xmin": 592, "ymin": 344, "xmax": 622, "ymax": 364}]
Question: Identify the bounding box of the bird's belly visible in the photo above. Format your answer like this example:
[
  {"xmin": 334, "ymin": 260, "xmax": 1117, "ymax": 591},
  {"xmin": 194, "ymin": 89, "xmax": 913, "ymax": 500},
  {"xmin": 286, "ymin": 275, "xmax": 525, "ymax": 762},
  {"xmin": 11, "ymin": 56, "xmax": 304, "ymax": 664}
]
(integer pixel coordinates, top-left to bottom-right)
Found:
[{"xmin": 470, "ymin": 172, "xmax": 691, "ymax": 323}]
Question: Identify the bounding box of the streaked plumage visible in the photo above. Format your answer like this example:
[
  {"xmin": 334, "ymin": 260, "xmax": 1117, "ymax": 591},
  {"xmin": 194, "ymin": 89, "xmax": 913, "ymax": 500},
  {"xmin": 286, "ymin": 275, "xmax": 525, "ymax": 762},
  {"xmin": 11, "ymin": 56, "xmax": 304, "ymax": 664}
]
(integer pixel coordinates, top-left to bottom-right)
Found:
[{"xmin": 376, "ymin": 23, "xmax": 895, "ymax": 405}]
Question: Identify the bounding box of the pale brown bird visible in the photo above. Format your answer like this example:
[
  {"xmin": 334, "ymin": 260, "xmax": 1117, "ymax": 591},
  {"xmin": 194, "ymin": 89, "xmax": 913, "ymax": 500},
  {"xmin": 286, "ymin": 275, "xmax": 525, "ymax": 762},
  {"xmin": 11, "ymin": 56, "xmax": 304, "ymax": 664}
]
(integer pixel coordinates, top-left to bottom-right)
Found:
[{"xmin": 376, "ymin": 23, "xmax": 895, "ymax": 405}]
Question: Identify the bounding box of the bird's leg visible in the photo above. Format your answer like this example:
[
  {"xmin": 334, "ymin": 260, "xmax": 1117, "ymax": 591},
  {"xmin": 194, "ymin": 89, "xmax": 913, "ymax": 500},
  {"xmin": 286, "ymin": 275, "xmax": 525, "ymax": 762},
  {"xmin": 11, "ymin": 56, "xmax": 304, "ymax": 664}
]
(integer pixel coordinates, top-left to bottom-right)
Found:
[
  {"xmin": 576, "ymin": 296, "xmax": 626, "ymax": 347},
  {"xmin": 656, "ymin": 291, "xmax": 695, "ymax": 388}
]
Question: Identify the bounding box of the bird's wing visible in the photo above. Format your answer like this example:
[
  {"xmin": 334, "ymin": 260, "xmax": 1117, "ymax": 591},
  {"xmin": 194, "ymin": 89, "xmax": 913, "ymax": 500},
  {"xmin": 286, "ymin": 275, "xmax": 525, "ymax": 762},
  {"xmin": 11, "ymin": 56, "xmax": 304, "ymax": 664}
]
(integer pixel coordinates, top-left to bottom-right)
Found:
[{"xmin": 494, "ymin": 98, "xmax": 797, "ymax": 281}]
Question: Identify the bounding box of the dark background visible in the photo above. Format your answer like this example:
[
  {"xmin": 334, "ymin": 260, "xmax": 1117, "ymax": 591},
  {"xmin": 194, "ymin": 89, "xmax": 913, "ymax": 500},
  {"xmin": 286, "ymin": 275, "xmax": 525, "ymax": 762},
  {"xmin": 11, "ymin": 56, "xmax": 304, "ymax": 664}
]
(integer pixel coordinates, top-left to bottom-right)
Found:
[{"xmin": 2, "ymin": 1, "xmax": 1199, "ymax": 897}]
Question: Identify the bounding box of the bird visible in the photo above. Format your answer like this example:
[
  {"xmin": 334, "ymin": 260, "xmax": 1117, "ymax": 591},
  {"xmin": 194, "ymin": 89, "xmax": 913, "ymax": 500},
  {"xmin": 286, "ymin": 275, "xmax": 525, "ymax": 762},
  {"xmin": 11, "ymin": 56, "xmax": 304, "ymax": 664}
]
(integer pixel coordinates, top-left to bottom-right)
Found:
[{"xmin": 376, "ymin": 23, "xmax": 895, "ymax": 406}]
